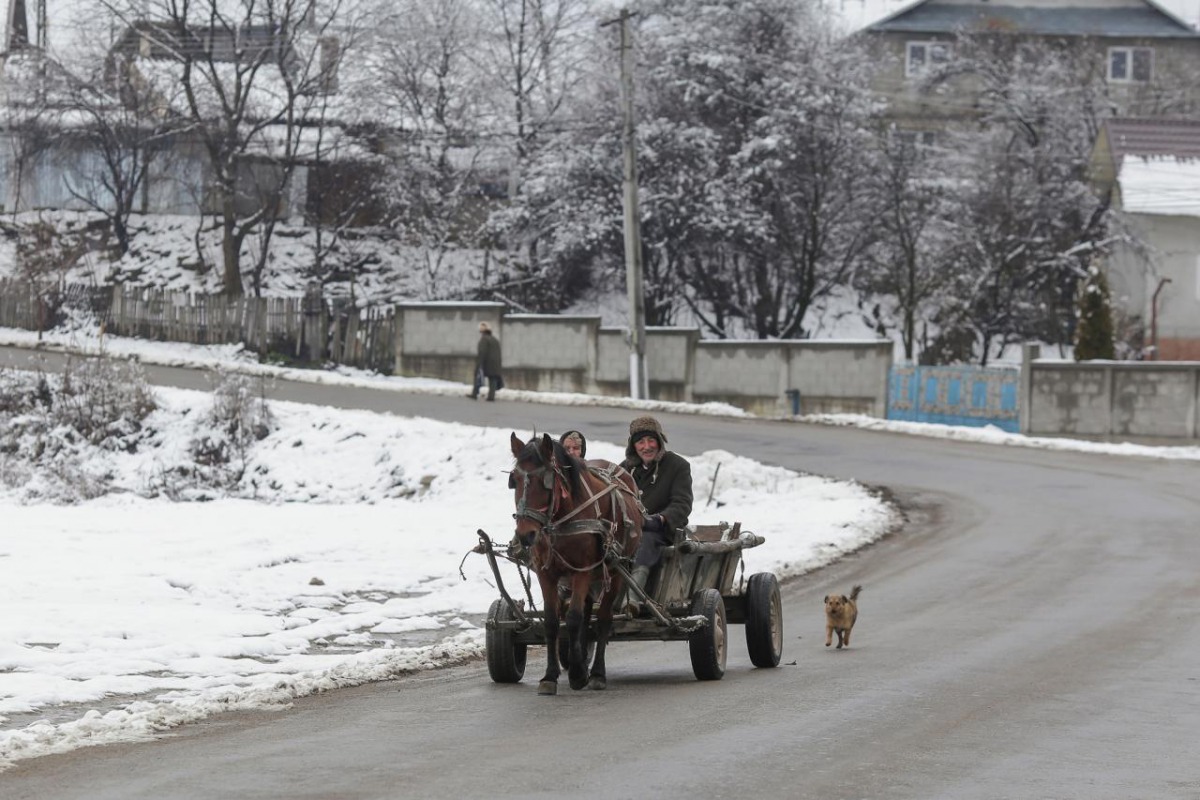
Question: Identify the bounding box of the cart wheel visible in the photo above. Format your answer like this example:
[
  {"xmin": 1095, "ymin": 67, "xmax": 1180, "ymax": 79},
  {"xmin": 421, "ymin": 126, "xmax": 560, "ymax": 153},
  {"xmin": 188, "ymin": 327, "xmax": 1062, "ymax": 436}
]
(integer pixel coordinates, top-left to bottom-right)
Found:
[
  {"xmin": 689, "ymin": 588, "xmax": 727, "ymax": 681},
  {"xmin": 745, "ymin": 572, "xmax": 783, "ymax": 668},
  {"xmin": 557, "ymin": 634, "xmax": 596, "ymax": 670},
  {"xmin": 486, "ymin": 598, "xmax": 527, "ymax": 683}
]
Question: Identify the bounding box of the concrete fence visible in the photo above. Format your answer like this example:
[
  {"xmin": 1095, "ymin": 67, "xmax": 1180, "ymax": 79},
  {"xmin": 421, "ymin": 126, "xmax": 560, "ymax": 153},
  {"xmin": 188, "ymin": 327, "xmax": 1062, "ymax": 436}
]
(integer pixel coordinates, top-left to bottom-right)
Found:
[
  {"xmin": 16, "ymin": 287, "xmax": 1195, "ymax": 437},
  {"xmin": 392, "ymin": 304, "xmax": 892, "ymax": 417},
  {"xmin": 1021, "ymin": 344, "xmax": 1200, "ymax": 439}
]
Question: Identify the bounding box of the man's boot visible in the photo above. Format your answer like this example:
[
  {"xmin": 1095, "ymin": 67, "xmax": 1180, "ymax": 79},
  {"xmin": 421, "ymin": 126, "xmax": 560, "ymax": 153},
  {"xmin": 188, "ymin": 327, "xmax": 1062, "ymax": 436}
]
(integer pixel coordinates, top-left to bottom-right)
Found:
[{"xmin": 626, "ymin": 565, "xmax": 650, "ymax": 615}]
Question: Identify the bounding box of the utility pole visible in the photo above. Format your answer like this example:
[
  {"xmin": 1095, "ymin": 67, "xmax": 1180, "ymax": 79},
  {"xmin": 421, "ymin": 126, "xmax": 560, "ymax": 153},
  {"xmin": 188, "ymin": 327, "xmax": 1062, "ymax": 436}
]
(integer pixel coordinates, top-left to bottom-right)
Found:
[{"xmin": 602, "ymin": 8, "xmax": 648, "ymax": 400}]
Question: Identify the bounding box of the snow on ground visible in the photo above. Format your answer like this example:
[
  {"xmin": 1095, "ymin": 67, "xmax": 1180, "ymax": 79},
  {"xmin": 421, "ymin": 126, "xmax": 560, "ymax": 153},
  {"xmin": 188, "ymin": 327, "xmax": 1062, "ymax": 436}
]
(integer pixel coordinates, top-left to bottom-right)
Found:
[
  {"xmin": 1, "ymin": 319, "xmax": 1197, "ymax": 770},
  {"xmin": 0, "ymin": 328, "xmax": 899, "ymax": 770}
]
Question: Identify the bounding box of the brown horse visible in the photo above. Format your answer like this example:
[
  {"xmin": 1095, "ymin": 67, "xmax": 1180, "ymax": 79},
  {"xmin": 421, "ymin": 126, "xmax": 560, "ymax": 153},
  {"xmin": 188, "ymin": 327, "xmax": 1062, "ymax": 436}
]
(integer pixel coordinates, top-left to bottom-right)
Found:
[{"xmin": 509, "ymin": 433, "xmax": 643, "ymax": 695}]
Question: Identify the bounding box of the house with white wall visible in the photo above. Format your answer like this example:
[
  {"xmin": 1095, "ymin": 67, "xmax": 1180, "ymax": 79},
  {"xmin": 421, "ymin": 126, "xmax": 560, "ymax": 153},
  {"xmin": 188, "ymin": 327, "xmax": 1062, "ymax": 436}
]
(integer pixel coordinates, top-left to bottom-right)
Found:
[{"xmin": 1091, "ymin": 117, "xmax": 1200, "ymax": 360}]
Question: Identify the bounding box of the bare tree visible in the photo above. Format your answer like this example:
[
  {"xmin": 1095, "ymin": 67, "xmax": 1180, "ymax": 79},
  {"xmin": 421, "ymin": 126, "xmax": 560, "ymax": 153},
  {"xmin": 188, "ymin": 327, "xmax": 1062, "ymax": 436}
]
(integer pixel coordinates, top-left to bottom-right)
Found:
[
  {"xmin": 469, "ymin": 0, "xmax": 607, "ymax": 310},
  {"xmin": 97, "ymin": 0, "xmax": 371, "ymax": 296},
  {"xmin": 361, "ymin": 0, "xmax": 494, "ymax": 297},
  {"xmin": 50, "ymin": 57, "xmax": 183, "ymax": 256},
  {"xmin": 855, "ymin": 131, "xmax": 956, "ymax": 362},
  {"xmin": 476, "ymin": 0, "xmax": 594, "ymax": 166}
]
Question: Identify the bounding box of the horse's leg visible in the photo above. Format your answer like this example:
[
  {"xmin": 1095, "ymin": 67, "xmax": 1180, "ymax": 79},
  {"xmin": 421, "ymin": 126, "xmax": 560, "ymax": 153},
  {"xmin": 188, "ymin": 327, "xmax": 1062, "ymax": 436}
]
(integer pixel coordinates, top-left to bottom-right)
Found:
[
  {"xmin": 566, "ymin": 572, "xmax": 591, "ymax": 690},
  {"xmin": 588, "ymin": 581, "xmax": 618, "ymax": 690},
  {"xmin": 537, "ymin": 573, "xmax": 561, "ymax": 695}
]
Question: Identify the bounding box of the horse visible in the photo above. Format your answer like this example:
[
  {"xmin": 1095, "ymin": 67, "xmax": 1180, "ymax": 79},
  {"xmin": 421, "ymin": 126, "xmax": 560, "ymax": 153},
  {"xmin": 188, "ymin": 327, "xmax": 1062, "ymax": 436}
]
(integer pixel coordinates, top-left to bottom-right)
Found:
[{"xmin": 509, "ymin": 432, "xmax": 643, "ymax": 695}]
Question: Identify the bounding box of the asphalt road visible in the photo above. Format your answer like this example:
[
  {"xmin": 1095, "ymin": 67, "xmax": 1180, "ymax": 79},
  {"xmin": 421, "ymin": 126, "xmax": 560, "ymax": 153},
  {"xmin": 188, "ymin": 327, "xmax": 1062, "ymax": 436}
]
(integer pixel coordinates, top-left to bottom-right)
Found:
[{"xmin": 3, "ymin": 346, "xmax": 1199, "ymax": 799}]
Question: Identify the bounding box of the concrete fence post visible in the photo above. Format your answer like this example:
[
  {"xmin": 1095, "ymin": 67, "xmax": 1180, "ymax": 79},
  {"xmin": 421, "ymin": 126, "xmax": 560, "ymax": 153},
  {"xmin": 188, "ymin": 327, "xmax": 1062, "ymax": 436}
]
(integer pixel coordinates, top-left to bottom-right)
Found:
[
  {"xmin": 1105, "ymin": 365, "xmax": 1117, "ymax": 437},
  {"xmin": 1019, "ymin": 343, "xmax": 1040, "ymax": 434},
  {"xmin": 1191, "ymin": 366, "xmax": 1199, "ymax": 439}
]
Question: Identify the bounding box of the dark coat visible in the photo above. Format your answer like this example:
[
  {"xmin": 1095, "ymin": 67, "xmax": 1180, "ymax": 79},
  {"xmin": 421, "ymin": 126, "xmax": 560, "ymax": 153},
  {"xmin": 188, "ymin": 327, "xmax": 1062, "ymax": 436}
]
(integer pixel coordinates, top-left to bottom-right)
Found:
[
  {"xmin": 622, "ymin": 449, "xmax": 692, "ymax": 532},
  {"xmin": 476, "ymin": 333, "xmax": 502, "ymax": 377}
]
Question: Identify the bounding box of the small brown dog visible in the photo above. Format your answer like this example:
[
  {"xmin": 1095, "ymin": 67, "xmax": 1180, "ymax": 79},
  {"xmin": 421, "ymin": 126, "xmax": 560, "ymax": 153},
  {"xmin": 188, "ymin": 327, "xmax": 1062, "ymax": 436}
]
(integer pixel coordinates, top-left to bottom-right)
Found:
[{"xmin": 824, "ymin": 585, "xmax": 862, "ymax": 649}]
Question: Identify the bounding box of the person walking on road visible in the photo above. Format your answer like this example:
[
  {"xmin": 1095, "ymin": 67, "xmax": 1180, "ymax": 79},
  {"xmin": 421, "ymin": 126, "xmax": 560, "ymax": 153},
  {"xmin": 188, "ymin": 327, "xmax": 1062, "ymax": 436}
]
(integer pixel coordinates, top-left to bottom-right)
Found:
[{"xmin": 470, "ymin": 322, "xmax": 503, "ymax": 401}]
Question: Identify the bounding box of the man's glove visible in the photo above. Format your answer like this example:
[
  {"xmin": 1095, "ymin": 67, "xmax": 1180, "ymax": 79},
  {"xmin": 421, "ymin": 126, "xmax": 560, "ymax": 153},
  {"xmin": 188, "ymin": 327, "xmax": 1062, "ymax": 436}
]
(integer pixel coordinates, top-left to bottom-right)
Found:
[{"xmin": 642, "ymin": 514, "xmax": 664, "ymax": 532}]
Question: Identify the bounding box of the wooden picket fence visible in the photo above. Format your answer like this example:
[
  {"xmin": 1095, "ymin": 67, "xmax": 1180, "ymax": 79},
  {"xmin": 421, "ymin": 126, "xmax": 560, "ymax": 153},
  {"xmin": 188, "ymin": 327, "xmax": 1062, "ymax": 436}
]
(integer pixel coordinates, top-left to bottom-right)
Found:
[{"xmin": 0, "ymin": 280, "xmax": 396, "ymax": 374}]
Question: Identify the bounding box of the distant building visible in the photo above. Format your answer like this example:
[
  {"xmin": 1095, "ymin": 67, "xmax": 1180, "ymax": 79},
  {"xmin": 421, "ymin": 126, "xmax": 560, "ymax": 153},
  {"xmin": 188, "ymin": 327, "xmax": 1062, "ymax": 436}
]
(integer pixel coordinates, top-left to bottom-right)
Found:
[{"xmin": 860, "ymin": 0, "xmax": 1200, "ymax": 137}]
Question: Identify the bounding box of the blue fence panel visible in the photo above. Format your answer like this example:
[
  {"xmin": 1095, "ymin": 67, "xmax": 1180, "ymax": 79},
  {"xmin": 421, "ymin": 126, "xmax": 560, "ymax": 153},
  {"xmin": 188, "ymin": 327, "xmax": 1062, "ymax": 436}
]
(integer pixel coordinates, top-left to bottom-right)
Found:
[{"xmin": 887, "ymin": 364, "xmax": 1020, "ymax": 432}]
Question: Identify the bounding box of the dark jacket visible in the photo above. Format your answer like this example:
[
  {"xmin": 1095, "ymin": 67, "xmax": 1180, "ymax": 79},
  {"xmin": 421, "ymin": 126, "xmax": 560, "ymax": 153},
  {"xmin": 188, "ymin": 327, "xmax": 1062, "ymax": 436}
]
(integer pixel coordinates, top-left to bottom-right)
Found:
[
  {"xmin": 621, "ymin": 416, "xmax": 692, "ymax": 531},
  {"xmin": 476, "ymin": 333, "xmax": 502, "ymax": 377}
]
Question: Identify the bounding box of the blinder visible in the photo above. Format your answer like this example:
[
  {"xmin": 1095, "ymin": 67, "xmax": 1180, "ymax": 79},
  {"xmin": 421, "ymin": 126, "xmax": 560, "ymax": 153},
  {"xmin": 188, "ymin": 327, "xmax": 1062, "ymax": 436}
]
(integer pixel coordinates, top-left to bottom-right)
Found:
[{"xmin": 510, "ymin": 463, "xmax": 558, "ymax": 528}]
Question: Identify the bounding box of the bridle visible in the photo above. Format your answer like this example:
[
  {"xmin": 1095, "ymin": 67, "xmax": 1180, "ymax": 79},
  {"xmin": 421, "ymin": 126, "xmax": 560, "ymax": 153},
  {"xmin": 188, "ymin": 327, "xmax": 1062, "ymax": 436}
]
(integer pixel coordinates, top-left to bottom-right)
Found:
[
  {"xmin": 510, "ymin": 462, "xmax": 562, "ymax": 530},
  {"xmin": 510, "ymin": 457, "xmax": 630, "ymax": 573}
]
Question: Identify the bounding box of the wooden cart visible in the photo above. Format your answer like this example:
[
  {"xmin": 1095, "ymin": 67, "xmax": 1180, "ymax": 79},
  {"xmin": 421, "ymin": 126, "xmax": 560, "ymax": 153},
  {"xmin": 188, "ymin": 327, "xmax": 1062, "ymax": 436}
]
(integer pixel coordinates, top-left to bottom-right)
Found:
[{"xmin": 475, "ymin": 522, "xmax": 783, "ymax": 683}]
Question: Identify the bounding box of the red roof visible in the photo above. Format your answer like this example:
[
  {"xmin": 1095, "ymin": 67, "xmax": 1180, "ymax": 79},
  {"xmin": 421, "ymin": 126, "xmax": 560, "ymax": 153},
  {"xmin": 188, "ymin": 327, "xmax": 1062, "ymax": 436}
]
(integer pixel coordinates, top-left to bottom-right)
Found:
[{"xmin": 1102, "ymin": 118, "xmax": 1200, "ymax": 160}]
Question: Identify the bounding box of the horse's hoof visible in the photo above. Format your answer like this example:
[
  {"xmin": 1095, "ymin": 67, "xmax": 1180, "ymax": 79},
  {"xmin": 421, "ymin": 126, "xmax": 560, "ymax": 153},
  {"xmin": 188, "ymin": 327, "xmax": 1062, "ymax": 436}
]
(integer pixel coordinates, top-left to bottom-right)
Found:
[
  {"xmin": 569, "ymin": 673, "xmax": 589, "ymax": 691},
  {"xmin": 588, "ymin": 675, "xmax": 607, "ymax": 691},
  {"xmin": 537, "ymin": 681, "xmax": 558, "ymax": 696}
]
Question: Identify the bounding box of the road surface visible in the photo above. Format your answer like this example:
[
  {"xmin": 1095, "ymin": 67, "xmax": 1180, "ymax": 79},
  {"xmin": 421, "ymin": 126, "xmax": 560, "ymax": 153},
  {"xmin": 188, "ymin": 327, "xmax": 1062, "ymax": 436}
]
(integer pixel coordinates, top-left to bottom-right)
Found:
[{"xmin": 3, "ymin": 345, "xmax": 1198, "ymax": 799}]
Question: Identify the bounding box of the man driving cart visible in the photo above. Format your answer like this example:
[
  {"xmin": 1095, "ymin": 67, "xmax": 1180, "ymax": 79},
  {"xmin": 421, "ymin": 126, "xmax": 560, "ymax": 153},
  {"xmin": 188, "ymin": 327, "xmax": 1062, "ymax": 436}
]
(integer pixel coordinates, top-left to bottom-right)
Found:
[{"xmin": 620, "ymin": 416, "xmax": 693, "ymax": 600}]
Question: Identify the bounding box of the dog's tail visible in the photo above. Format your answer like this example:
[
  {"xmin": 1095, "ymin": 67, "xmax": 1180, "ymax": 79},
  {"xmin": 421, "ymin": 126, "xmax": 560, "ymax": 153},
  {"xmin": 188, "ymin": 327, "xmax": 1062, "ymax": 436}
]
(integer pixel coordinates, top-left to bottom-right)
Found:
[{"xmin": 849, "ymin": 585, "xmax": 862, "ymax": 601}]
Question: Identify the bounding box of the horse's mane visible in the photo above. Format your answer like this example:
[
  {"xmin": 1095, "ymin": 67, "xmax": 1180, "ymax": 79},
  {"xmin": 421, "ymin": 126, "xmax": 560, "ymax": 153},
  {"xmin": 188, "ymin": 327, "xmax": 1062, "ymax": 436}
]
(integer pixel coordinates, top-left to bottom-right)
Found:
[{"xmin": 516, "ymin": 436, "xmax": 587, "ymax": 499}]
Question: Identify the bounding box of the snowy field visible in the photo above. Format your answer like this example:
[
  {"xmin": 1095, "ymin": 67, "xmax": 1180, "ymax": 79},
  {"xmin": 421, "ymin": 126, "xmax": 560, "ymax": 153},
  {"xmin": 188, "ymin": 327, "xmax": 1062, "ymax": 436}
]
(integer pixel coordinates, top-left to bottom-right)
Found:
[{"xmin": 2, "ymin": 322, "xmax": 1198, "ymax": 772}]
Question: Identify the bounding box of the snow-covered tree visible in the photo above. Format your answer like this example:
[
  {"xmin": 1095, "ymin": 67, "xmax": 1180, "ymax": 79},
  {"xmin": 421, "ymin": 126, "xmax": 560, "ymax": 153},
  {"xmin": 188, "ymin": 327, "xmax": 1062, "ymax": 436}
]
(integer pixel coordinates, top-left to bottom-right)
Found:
[
  {"xmin": 920, "ymin": 34, "xmax": 1111, "ymax": 364},
  {"xmin": 632, "ymin": 0, "xmax": 882, "ymax": 338},
  {"xmin": 358, "ymin": 0, "xmax": 496, "ymax": 298},
  {"xmin": 1074, "ymin": 263, "xmax": 1115, "ymax": 361},
  {"xmin": 496, "ymin": 0, "xmax": 882, "ymax": 330},
  {"xmin": 476, "ymin": 0, "xmax": 595, "ymax": 167}
]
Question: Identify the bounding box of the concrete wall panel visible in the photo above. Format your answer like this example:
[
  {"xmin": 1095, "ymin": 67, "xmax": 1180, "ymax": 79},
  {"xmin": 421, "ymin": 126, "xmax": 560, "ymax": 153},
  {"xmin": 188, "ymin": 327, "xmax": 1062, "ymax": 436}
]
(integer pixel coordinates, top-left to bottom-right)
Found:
[
  {"xmin": 1027, "ymin": 361, "xmax": 1200, "ymax": 439},
  {"xmin": 694, "ymin": 343, "xmax": 786, "ymax": 397},
  {"xmin": 1113, "ymin": 368, "xmax": 1195, "ymax": 437},
  {"xmin": 1028, "ymin": 365, "xmax": 1110, "ymax": 435},
  {"xmin": 503, "ymin": 315, "xmax": 597, "ymax": 370}
]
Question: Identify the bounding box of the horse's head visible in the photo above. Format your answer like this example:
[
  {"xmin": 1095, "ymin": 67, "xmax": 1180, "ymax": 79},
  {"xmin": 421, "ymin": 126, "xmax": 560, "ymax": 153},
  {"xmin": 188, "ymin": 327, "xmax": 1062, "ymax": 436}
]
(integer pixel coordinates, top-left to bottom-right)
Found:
[{"xmin": 509, "ymin": 432, "xmax": 582, "ymax": 546}]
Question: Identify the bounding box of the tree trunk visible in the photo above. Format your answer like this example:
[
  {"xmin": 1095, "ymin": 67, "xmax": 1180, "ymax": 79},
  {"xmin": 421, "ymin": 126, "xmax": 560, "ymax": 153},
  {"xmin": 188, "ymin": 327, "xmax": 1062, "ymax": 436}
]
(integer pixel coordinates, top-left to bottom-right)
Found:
[{"xmin": 221, "ymin": 202, "xmax": 245, "ymax": 296}]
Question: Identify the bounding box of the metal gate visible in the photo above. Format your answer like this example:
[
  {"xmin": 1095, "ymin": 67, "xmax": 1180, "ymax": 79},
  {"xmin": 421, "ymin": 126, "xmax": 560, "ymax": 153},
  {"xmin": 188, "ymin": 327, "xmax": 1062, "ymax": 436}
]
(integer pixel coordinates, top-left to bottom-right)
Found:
[{"xmin": 887, "ymin": 364, "xmax": 1020, "ymax": 432}]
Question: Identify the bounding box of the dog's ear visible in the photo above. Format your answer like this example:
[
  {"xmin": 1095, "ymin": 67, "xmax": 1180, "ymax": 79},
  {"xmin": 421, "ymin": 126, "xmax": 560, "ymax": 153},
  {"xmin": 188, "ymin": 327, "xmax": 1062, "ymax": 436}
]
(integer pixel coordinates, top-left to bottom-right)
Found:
[
  {"xmin": 823, "ymin": 595, "xmax": 828, "ymax": 603},
  {"xmin": 841, "ymin": 595, "xmax": 849, "ymax": 603}
]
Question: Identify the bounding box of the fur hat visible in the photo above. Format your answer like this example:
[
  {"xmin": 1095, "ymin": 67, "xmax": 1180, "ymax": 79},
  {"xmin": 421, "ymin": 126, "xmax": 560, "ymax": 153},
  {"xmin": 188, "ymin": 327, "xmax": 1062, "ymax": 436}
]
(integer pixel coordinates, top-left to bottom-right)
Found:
[
  {"xmin": 626, "ymin": 416, "xmax": 667, "ymax": 461},
  {"xmin": 559, "ymin": 430, "xmax": 587, "ymax": 458},
  {"xmin": 478, "ymin": 321, "xmax": 492, "ymax": 333}
]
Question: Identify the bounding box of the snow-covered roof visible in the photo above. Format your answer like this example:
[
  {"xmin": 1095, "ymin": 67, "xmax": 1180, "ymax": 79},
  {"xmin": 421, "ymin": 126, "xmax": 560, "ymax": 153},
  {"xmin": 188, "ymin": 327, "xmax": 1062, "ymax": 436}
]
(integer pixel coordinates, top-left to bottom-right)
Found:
[
  {"xmin": 1118, "ymin": 155, "xmax": 1200, "ymax": 216},
  {"xmin": 865, "ymin": 0, "xmax": 1200, "ymax": 38}
]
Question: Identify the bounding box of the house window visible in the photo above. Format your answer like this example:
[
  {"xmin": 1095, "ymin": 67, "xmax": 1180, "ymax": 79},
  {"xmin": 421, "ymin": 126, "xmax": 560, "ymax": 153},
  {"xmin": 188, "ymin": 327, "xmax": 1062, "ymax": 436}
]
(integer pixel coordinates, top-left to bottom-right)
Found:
[
  {"xmin": 906, "ymin": 41, "xmax": 952, "ymax": 78},
  {"xmin": 1195, "ymin": 257, "xmax": 1200, "ymax": 301},
  {"xmin": 895, "ymin": 129, "xmax": 938, "ymax": 149},
  {"xmin": 1108, "ymin": 47, "xmax": 1153, "ymax": 82},
  {"xmin": 319, "ymin": 36, "xmax": 340, "ymax": 94}
]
